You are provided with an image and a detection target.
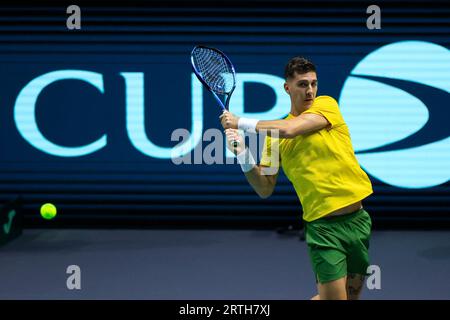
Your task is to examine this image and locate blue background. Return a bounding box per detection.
[0,0,449,227]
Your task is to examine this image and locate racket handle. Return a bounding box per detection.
[231,140,240,148]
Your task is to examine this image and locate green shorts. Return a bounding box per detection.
[305,208,372,284]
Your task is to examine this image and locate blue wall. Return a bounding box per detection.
[0,1,449,226]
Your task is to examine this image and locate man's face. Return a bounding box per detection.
[284,71,318,110]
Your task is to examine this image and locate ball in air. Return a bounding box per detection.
[40,203,57,220]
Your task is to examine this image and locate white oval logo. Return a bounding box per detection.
[339,41,450,189]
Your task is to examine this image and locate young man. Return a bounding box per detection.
[220,57,373,300]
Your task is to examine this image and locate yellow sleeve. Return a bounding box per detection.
[303,95,345,129]
[259,135,280,168]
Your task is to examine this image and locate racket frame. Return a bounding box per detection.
[190,45,237,111]
[190,45,240,148]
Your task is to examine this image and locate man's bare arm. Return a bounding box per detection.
[221,112,330,138]
[243,165,279,199]
[255,113,329,138]
[224,129,278,198]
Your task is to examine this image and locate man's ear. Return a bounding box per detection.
[284,82,290,94]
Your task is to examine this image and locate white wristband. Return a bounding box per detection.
[236,148,256,173]
[238,117,259,133]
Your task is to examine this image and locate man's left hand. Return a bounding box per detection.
[220,111,239,129]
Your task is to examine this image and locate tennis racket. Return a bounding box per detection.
[190,45,240,148]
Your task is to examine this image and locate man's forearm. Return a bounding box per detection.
[237,114,329,138]
[243,166,276,199]
[256,119,294,138]
[235,147,277,199]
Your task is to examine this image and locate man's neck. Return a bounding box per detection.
[290,104,308,117]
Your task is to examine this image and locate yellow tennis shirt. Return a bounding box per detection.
[260,95,373,222]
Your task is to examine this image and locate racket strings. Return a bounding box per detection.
[193,48,234,94]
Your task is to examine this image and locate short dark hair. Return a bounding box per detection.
[284,57,317,80]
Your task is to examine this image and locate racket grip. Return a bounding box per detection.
[231,140,240,148]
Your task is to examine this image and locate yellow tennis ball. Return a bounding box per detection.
[40,203,57,220]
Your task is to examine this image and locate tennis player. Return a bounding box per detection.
[220,57,373,300]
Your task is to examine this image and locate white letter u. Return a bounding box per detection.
[121,72,203,159]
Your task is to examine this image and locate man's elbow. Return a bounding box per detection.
[280,124,302,139]
[257,188,273,199]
